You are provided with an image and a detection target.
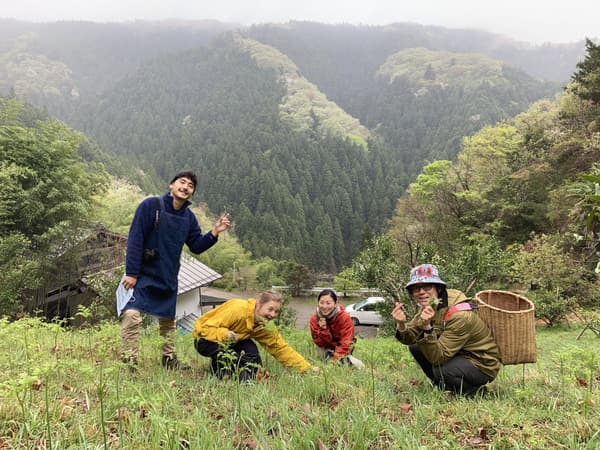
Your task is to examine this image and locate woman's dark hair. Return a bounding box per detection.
[317,289,338,303]
[170,171,198,193]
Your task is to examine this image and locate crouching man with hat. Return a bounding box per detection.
[391,264,501,397]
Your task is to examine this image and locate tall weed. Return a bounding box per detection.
[0,319,598,448]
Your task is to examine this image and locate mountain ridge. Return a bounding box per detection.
[0,19,573,270]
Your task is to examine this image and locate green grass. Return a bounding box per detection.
[1,317,598,449]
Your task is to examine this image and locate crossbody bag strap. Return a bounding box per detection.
[153,196,161,231]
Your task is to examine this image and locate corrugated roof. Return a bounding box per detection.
[177,312,199,333]
[178,253,222,294]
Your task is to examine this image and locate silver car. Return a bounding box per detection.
[346,297,386,326]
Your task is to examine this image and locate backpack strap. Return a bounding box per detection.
[153,197,161,231]
[443,302,478,329]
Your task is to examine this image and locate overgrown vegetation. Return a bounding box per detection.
[0,317,597,448]
[346,41,600,327]
[0,97,109,316]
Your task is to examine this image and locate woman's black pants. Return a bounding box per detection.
[409,344,493,397]
[194,338,262,382]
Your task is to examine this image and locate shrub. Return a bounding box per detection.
[528,290,578,326]
[510,234,582,326]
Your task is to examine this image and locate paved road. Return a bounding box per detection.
[288,297,380,338]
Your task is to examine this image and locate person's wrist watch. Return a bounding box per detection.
[423,325,434,334]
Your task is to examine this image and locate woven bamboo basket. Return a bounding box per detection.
[475,290,537,365]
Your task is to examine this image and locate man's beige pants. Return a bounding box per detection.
[120,309,176,360]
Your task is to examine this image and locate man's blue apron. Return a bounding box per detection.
[123,196,189,319]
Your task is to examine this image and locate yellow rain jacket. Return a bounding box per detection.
[192,298,311,372]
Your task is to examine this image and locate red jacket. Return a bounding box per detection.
[309,304,355,359]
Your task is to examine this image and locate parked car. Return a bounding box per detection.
[346,297,386,326]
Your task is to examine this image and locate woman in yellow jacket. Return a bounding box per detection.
[192,290,317,381]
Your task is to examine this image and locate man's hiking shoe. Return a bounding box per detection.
[161,355,191,370]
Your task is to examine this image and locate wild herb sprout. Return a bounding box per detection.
[428,298,440,308]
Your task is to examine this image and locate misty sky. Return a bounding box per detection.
[1,0,598,45]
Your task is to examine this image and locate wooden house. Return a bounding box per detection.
[28,225,222,324]
[28,225,127,323]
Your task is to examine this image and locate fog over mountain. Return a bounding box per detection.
[1,0,598,45]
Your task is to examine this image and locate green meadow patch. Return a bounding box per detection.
[0,317,598,449]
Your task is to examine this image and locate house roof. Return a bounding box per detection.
[178,253,222,294]
[176,312,199,333]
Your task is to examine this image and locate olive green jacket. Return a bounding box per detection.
[396,289,501,378]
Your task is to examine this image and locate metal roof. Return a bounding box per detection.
[177,253,222,294]
[176,312,199,333]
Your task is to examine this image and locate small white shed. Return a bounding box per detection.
[175,253,222,319]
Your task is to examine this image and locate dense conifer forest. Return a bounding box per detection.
[1,20,571,270]
[2,20,599,318]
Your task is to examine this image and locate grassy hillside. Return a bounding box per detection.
[234,36,370,147]
[377,48,508,88]
[1,316,598,448]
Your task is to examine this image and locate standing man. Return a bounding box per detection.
[120,171,230,370]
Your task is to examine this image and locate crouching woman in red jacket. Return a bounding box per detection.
[309,289,364,368]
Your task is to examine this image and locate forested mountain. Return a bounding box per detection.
[246,22,562,172]
[0,19,238,117]
[71,41,404,272]
[233,36,370,147]
[0,19,581,121]
[0,19,581,271]
[247,21,582,87]
[347,39,600,321]
[366,47,557,173]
